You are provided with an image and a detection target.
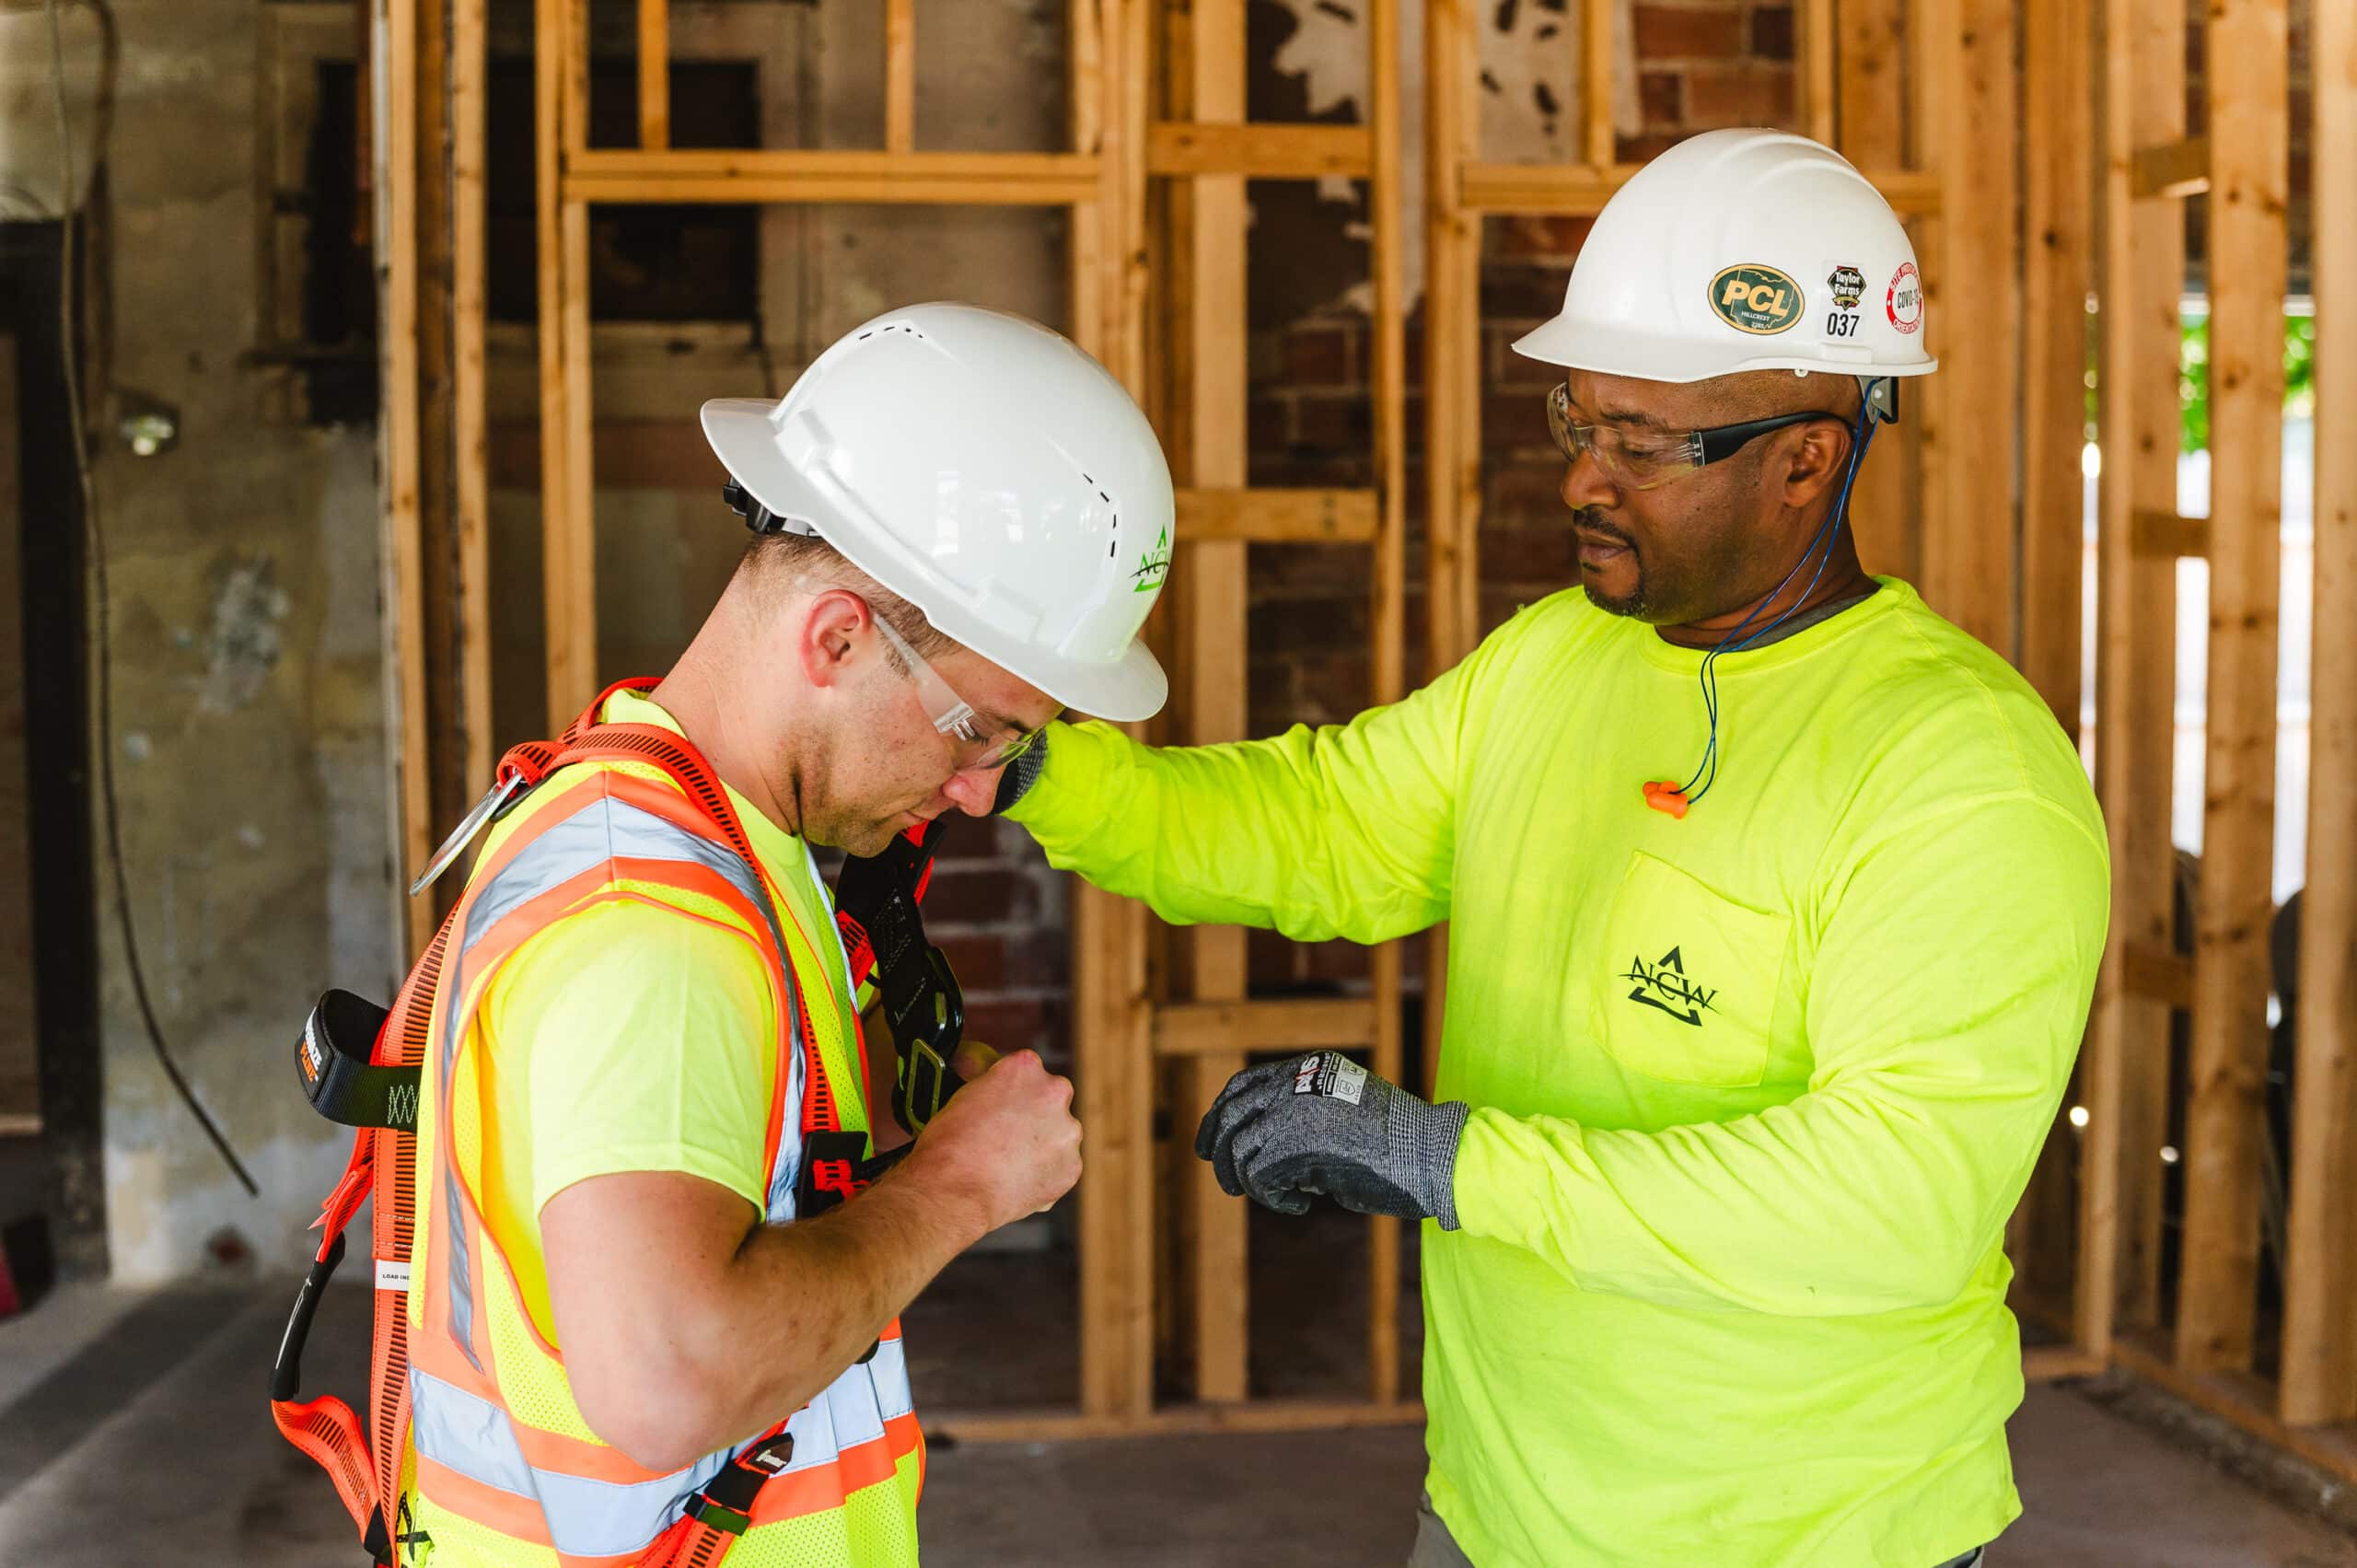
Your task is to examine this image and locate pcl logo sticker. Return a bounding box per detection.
[1708,264,1804,336]
[1886,261,1924,335]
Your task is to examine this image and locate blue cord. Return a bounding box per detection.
[1673,404,1878,808]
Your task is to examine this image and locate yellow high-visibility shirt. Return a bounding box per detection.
[472,689,863,1342]
[1010,578,2108,1567]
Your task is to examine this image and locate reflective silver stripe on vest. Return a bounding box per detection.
[441,1174,480,1373]
[759,1334,917,1483]
[435,788,804,1369]
[412,1368,729,1559]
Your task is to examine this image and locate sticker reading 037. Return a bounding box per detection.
[1707,263,1805,336]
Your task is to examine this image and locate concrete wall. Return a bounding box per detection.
[92,3,396,1283]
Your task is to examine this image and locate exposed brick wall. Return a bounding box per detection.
[819,816,1073,1072]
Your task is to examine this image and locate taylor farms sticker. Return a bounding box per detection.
[1886,261,1924,335]
[1707,264,1804,336]
[1823,262,1866,339]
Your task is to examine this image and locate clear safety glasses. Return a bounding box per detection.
[1546,383,1839,493]
[869,611,1044,773]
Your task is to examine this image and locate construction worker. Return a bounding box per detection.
[388,304,1174,1566]
[993,130,2107,1566]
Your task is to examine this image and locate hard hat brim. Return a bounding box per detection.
[1511,313,1938,383]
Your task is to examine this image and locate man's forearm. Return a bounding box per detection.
[668,1167,982,1462]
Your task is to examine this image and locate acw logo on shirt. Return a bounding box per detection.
[1621,946,1718,1028]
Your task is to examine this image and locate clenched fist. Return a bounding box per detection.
[899,1048,1081,1239]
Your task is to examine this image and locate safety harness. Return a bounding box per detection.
[272,679,962,1566]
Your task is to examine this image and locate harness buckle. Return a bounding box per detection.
[683,1429,795,1537]
[737,1434,795,1475]
[682,1494,754,1536]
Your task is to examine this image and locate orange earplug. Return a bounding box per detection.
[1643,781,1690,819]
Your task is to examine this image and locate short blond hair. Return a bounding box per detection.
[737,531,958,663]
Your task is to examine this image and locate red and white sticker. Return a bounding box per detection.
[1886,262,1924,335]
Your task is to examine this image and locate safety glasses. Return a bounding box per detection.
[1546,383,1840,493]
[869,611,1044,772]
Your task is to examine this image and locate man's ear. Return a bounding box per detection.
[1778,418,1855,512]
[797,587,872,691]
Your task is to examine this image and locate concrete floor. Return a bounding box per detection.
[4,1276,2354,1568]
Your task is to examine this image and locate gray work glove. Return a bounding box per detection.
[1193,1052,1470,1229]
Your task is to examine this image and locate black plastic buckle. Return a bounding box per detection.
[684,1430,795,1536]
[683,1493,754,1536]
[723,479,809,538]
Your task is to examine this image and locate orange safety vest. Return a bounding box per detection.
[273,680,923,1567]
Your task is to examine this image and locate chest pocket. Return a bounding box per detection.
[1592,850,1790,1088]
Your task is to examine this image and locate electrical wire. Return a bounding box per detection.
[46,0,257,1194]
[1674,406,1878,809]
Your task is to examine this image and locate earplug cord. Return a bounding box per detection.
[1672,404,1877,809]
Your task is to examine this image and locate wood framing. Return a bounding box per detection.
[492,0,2349,1464]
[379,0,429,957]
[1919,0,2017,655]
[2020,0,2092,733]
[382,0,493,954]
[1422,0,2151,1387]
[527,0,1409,1436]
[1835,0,1912,582]
[635,0,667,150]
[454,0,490,798]
[1146,0,1412,1416]
[1419,0,1480,1101]
[2173,0,2289,1377]
[2282,0,2357,1430]
[1167,0,1253,1405]
[2085,0,2189,1354]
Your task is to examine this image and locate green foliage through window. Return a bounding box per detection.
[2177,309,2316,454]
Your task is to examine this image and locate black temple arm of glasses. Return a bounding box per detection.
[1694,410,1844,467]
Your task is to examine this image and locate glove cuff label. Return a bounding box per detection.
[1291,1051,1367,1106]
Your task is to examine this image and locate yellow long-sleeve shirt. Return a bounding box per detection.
[1010,578,2108,1567]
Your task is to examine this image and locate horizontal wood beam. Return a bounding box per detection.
[490,419,722,492]
[2131,507,2211,558]
[2022,1344,2108,1381]
[2123,939,2195,1010]
[1460,162,1941,215]
[1148,122,1374,179]
[2112,1329,2357,1489]
[565,148,1102,207]
[927,1399,1426,1444]
[1152,997,1380,1057]
[1176,487,1378,542]
[2131,134,2212,199]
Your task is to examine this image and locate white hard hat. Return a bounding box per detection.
[702,304,1172,721]
[1513,128,1937,392]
